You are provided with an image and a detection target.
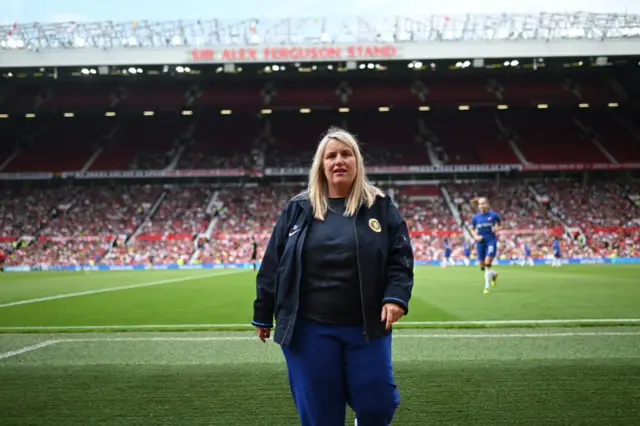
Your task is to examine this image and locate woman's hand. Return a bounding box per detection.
[381,303,405,330]
[256,326,271,343]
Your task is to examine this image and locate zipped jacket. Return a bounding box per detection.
[252,192,414,346]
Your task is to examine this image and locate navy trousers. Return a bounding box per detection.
[281,318,399,426]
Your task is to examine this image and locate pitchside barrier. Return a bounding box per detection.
[3,257,640,272]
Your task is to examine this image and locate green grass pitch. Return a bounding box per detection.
[0,265,639,425]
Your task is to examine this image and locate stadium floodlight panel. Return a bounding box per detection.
[220,109,232,115]
[608,102,619,107]
[579,103,589,108]
[260,109,272,114]
[497,105,508,110]
[2,12,640,51]
[378,107,390,112]
[418,106,430,111]
[299,108,311,113]
[458,105,470,111]
[105,111,116,117]
[63,112,74,117]
[143,111,155,116]
[339,107,350,113]
[181,110,193,116]
[0,113,8,118]
[25,113,36,118]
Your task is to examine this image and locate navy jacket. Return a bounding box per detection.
[252,192,414,346]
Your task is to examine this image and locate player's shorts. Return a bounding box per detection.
[463,250,471,257]
[554,251,561,258]
[477,239,498,260]
[524,251,531,258]
[444,249,452,258]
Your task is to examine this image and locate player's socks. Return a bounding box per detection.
[491,270,498,287]
[484,268,492,290]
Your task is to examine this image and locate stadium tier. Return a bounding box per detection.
[2,109,640,172]
[2,67,640,173]
[1,60,639,269]
[0,180,638,267]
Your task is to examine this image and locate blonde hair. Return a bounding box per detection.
[306,126,384,220]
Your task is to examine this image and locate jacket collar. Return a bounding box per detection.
[291,191,312,213]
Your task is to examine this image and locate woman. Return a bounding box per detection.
[469,197,502,294]
[252,127,414,426]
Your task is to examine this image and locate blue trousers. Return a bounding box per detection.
[281,318,399,426]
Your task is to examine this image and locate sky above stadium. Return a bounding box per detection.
[2,0,640,25]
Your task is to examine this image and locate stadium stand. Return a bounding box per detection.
[2,178,637,266]
[447,181,561,231]
[542,181,640,229]
[1,61,639,267]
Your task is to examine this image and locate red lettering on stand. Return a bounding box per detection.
[192,44,398,62]
[347,45,397,58]
[265,46,343,60]
[220,48,258,60]
[192,48,215,61]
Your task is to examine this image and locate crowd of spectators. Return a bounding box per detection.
[447,181,560,230]
[40,186,162,238]
[102,239,194,265]
[137,187,214,236]
[6,239,110,266]
[0,180,638,266]
[541,181,639,229]
[0,187,77,237]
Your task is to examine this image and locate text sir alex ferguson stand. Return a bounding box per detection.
[252,127,414,426]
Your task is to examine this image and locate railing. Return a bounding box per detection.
[2,12,640,51]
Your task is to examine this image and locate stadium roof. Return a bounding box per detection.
[1,12,640,68]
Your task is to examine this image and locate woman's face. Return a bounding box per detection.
[478,198,490,213]
[323,139,357,195]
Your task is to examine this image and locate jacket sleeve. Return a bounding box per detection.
[383,198,414,315]
[252,203,290,328]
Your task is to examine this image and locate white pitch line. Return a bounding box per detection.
[0,340,60,360]
[396,331,640,338]
[399,319,640,325]
[0,270,246,309]
[33,331,640,344]
[58,336,256,343]
[2,331,639,361]
[2,318,640,331]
